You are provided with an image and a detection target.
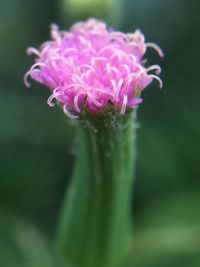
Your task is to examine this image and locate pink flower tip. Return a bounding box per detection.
[24,18,163,119]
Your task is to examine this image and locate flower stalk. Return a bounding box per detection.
[60,0,122,26]
[57,110,137,267]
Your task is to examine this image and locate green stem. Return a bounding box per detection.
[60,0,122,26]
[57,111,137,267]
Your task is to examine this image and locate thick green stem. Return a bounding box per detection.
[60,0,122,26]
[57,111,137,267]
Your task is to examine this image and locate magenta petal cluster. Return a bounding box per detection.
[24,18,163,119]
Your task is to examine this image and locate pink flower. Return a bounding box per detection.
[24,18,163,119]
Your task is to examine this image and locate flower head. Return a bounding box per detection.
[24,18,163,119]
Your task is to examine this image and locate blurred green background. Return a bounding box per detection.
[0,0,200,266]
